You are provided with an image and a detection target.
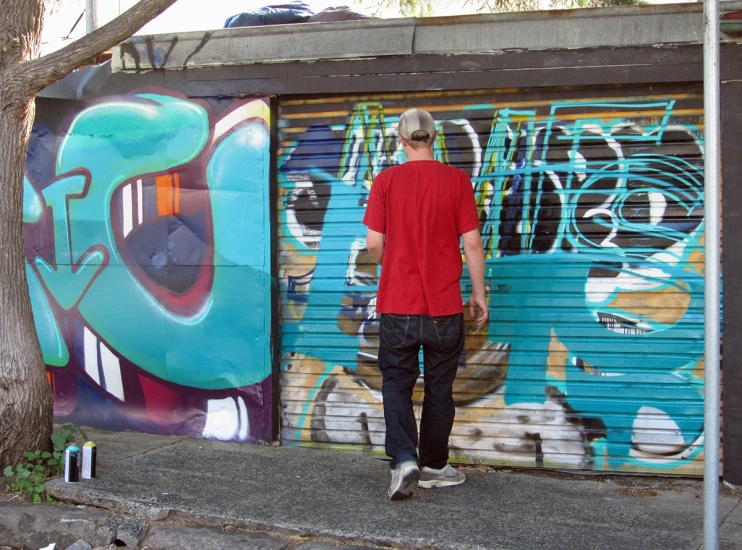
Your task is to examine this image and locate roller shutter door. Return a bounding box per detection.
[277,87,707,474]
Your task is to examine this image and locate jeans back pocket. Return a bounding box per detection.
[380,314,410,349]
[431,313,463,354]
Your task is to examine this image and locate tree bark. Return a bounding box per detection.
[0,0,54,469]
[0,0,177,468]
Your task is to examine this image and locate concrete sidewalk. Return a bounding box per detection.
[37,428,742,550]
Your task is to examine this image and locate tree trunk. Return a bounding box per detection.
[0,95,54,465]
[0,0,178,468]
[0,0,54,466]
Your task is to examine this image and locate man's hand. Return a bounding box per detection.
[469,291,488,326]
[462,229,487,325]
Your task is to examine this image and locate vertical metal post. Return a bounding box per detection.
[85,0,97,34]
[704,0,721,548]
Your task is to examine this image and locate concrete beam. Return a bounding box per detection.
[112,17,415,72]
[413,8,704,53]
[112,2,742,73]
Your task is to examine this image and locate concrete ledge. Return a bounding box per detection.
[0,501,377,550]
[112,2,742,72]
[0,503,111,549]
[112,18,415,72]
[413,8,703,54]
[143,525,291,550]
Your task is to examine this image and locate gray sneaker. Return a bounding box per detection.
[388,461,420,500]
[418,464,466,489]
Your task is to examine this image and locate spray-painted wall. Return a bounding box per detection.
[24,92,274,443]
[278,89,707,473]
[24,80,711,473]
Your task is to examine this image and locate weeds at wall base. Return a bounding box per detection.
[2,424,86,503]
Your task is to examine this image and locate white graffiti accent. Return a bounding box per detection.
[450,398,595,468]
[631,405,686,454]
[203,396,251,441]
[238,396,250,441]
[122,184,133,238]
[83,326,100,385]
[99,341,124,401]
[203,397,239,440]
[83,326,124,401]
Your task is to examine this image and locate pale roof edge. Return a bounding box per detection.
[111,2,742,73]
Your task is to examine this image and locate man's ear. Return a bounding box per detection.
[399,135,409,147]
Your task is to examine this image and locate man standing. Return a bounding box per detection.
[363,108,488,500]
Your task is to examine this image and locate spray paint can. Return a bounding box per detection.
[64,445,80,482]
[81,441,97,479]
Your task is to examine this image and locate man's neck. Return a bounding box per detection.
[404,146,435,162]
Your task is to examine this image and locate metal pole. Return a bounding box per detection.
[703,0,721,548]
[85,0,97,34]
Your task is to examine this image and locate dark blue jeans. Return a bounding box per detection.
[378,313,465,470]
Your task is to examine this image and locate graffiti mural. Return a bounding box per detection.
[25,93,273,442]
[278,93,707,473]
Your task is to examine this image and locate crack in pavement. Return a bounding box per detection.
[719,497,742,527]
[690,497,741,549]
[101,437,189,462]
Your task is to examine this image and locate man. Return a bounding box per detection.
[363,108,488,501]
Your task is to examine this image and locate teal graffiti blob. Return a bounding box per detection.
[35,174,107,310]
[23,176,42,224]
[487,254,704,467]
[27,261,69,367]
[24,177,69,366]
[35,94,270,389]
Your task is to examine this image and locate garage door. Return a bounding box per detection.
[277,87,707,474]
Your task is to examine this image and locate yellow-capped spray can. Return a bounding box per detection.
[81,441,96,479]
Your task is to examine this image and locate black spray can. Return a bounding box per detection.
[81,441,96,479]
[64,445,80,482]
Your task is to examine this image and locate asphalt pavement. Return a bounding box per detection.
[6,428,741,549]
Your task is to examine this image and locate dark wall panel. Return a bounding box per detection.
[722,80,742,485]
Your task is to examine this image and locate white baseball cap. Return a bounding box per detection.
[398,108,436,141]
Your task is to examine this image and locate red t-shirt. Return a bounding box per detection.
[362,160,480,316]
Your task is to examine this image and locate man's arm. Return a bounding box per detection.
[462,229,488,325]
[366,229,385,265]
